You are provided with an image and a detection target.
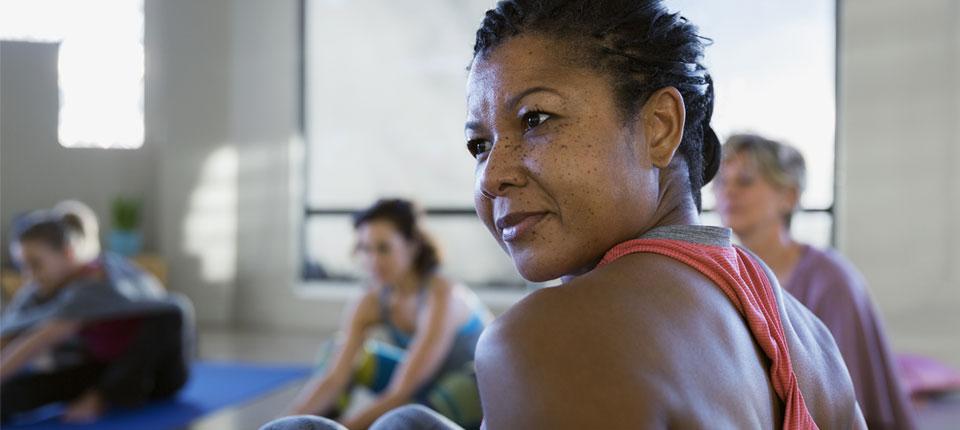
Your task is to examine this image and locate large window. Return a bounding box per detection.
[674,0,837,248]
[302,0,836,286]
[0,0,144,149]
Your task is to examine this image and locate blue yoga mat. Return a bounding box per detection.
[5,361,312,430]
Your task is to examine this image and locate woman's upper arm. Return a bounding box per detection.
[28,319,81,344]
[1,318,80,378]
[325,290,380,377]
[385,279,460,397]
[343,288,380,334]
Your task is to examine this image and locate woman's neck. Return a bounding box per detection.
[646,168,701,231]
[738,221,802,283]
[392,270,422,295]
[563,167,700,284]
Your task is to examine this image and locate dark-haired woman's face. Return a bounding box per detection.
[466,35,664,282]
[355,220,418,286]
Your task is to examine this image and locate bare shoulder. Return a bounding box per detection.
[424,274,455,296]
[346,285,383,328]
[356,285,382,309]
[477,253,778,428]
[481,252,735,366]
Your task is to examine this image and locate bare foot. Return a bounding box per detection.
[63,390,106,423]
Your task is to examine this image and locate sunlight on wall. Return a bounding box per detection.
[183,146,238,283]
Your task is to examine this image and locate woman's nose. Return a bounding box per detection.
[477,137,527,198]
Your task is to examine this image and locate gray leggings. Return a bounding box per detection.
[260,405,464,430]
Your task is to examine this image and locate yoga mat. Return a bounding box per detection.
[5,361,312,430]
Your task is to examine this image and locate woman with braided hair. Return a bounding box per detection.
[263,0,867,428]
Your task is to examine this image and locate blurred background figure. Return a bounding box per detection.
[285,199,491,430]
[714,133,960,429]
[0,202,194,424]
[52,200,167,300]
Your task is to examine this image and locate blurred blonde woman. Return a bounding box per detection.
[714,134,916,430]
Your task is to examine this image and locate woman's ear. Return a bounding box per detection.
[780,185,800,215]
[638,87,686,169]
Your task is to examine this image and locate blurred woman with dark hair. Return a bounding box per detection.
[285,198,491,430]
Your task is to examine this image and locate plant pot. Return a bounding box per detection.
[109,230,142,257]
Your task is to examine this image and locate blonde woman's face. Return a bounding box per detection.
[713,153,796,235]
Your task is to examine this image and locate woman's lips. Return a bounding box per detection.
[497,212,548,242]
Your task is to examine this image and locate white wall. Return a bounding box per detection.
[148,0,239,325]
[227,0,348,331]
[837,0,960,365]
[147,0,359,329]
[0,41,160,262]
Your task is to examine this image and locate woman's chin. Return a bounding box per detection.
[512,253,567,283]
[507,237,596,283]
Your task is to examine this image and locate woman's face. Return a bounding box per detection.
[355,220,417,285]
[20,240,75,290]
[466,34,667,282]
[713,153,794,235]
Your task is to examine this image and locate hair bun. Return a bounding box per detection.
[700,72,719,185]
[702,125,721,184]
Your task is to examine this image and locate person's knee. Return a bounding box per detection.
[259,415,348,430]
[371,404,464,430]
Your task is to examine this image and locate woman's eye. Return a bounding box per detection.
[522,111,551,132]
[467,139,492,159]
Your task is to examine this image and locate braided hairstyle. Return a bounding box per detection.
[472,0,721,211]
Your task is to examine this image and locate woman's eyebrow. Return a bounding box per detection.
[506,86,563,110]
[464,86,564,132]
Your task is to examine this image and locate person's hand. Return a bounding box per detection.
[339,417,359,430]
[63,390,105,423]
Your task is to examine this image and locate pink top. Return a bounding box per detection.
[597,237,817,430]
[785,245,916,429]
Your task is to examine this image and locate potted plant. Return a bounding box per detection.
[109,197,142,257]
